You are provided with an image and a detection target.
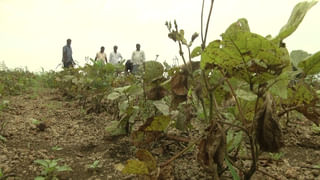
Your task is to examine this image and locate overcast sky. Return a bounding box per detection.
[0,0,319,72]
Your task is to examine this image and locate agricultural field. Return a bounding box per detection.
[1,1,320,180]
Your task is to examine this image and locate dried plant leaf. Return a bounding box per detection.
[158,165,174,180]
[136,149,157,172]
[171,73,188,96]
[198,124,226,179]
[255,93,283,152]
[146,85,167,100]
[296,105,320,125]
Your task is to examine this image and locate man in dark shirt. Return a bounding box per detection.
[62,39,74,68]
[125,60,133,74]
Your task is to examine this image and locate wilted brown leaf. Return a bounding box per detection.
[255,92,283,152]
[146,86,167,100]
[158,165,174,180]
[171,95,187,109]
[136,149,157,172]
[197,124,226,179]
[131,130,162,148]
[296,99,320,125]
[171,73,188,96]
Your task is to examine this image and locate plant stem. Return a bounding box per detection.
[142,63,147,103]
[160,140,198,167]
[201,0,205,43]
[202,0,215,49]
[202,71,214,121]
[278,105,303,117]
[217,120,249,136]
[221,70,247,126]
[245,135,258,180]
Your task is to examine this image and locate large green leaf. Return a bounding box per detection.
[235,89,257,101]
[119,100,129,117]
[107,92,121,100]
[224,18,250,35]
[34,159,49,168]
[290,50,312,69]
[153,100,170,116]
[268,70,299,99]
[56,165,72,172]
[286,82,315,105]
[126,84,143,96]
[226,130,243,153]
[105,121,127,136]
[201,22,289,84]
[298,51,320,75]
[114,85,131,93]
[191,46,202,58]
[273,0,318,42]
[144,61,164,83]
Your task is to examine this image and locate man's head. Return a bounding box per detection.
[136,44,140,51]
[67,39,71,46]
[113,45,118,53]
[100,46,105,52]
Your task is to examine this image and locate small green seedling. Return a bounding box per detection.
[34,159,72,180]
[0,135,6,142]
[0,100,9,111]
[51,146,63,151]
[0,168,3,178]
[312,124,320,134]
[269,152,284,161]
[87,160,100,170]
[313,164,320,169]
[31,118,41,125]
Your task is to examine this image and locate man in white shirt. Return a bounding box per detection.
[95,46,107,64]
[109,45,123,65]
[131,43,145,73]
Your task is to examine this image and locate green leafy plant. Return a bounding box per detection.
[20,1,318,179]
[0,67,36,96]
[34,159,72,180]
[164,0,319,179]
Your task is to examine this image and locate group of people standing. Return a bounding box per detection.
[62,39,146,73]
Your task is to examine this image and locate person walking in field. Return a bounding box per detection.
[62,39,75,68]
[95,46,108,64]
[109,45,123,65]
[131,43,145,73]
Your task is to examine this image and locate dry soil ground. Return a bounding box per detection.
[0,88,320,180]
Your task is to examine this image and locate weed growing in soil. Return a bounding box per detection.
[51,146,63,151]
[87,160,100,170]
[34,159,72,180]
[269,152,284,161]
[0,168,3,178]
[312,124,320,134]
